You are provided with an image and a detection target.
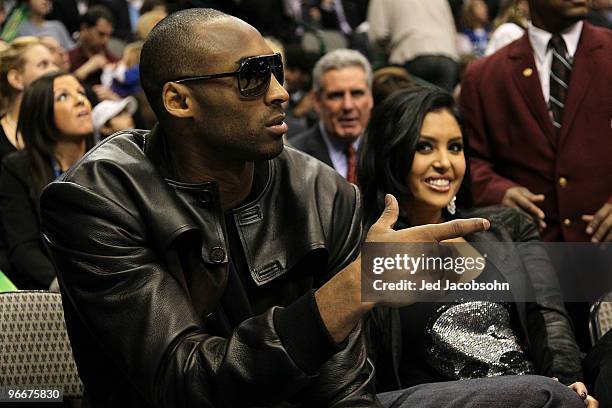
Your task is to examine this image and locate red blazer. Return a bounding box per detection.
[460,22,612,242]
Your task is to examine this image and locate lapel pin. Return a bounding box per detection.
[523,68,533,77]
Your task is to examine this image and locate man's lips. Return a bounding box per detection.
[265,114,288,135]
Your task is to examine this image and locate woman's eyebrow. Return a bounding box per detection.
[419,135,463,141]
[418,135,438,141]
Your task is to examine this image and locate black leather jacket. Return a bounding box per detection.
[40,128,380,407]
[365,206,583,391]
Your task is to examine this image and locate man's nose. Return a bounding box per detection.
[266,73,289,105]
[342,93,355,110]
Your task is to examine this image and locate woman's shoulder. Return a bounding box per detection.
[1,149,29,176]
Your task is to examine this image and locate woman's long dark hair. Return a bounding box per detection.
[358,86,473,229]
[17,71,75,209]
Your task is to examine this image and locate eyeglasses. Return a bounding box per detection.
[172,53,284,97]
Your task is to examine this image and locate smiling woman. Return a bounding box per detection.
[358,86,596,404]
[0,72,92,289]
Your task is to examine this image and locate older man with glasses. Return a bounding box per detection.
[32,8,545,408]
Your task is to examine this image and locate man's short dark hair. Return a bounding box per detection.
[81,5,115,28]
[140,8,229,120]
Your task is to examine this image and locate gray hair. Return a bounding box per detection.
[312,48,373,93]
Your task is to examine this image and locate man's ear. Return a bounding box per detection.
[162,82,195,119]
[7,69,24,92]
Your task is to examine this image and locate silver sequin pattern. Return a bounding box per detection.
[426,301,534,380]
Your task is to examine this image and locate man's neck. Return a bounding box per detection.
[319,123,360,148]
[79,42,99,58]
[171,145,255,211]
[531,14,581,34]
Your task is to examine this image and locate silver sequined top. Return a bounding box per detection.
[426,301,534,379]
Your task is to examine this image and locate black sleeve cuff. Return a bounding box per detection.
[273,290,342,375]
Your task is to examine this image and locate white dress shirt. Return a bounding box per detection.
[319,123,361,179]
[527,21,583,104]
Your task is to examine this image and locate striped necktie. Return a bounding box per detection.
[548,34,572,132]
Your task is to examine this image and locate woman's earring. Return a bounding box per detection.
[447,196,457,215]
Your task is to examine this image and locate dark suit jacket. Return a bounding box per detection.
[290,124,334,169]
[460,22,612,242]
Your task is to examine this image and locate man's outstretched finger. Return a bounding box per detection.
[417,218,490,242]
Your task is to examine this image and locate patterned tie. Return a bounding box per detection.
[548,34,572,132]
[345,143,357,184]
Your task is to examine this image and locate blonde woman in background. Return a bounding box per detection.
[485,0,530,55]
[0,36,57,161]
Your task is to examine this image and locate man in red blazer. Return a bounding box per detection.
[460,0,612,244]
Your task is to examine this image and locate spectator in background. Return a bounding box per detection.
[40,35,70,70]
[92,95,136,141]
[460,0,612,351]
[89,0,132,40]
[0,1,29,42]
[135,8,167,40]
[0,0,7,27]
[139,0,167,15]
[0,71,92,289]
[459,0,491,57]
[13,0,75,50]
[485,0,529,56]
[371,66,416,106]
[102,41,142,97]
[291,48,373,183]
[461,0,612,243]
[283,44,318,140]
[46,0,80,37]
[70,6,117,88]
[0,36,57,280]
[588,0,612,29]
[306,0,369,53]
[134,9,167,129]
[368,0,459,92]
[0,37,58,160]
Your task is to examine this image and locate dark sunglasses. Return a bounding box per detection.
[172,53,284,97]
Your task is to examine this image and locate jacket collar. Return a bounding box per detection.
[507,21,602,149]
[142,126,331,286]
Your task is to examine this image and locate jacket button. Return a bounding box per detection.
[558,177,568,188]
[198,190,213,206]
[209,247,226,263]
[563,218,572,227]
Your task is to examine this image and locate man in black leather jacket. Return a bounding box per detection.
[39,8,491,407]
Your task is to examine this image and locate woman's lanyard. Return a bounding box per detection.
[50,159,62,179]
